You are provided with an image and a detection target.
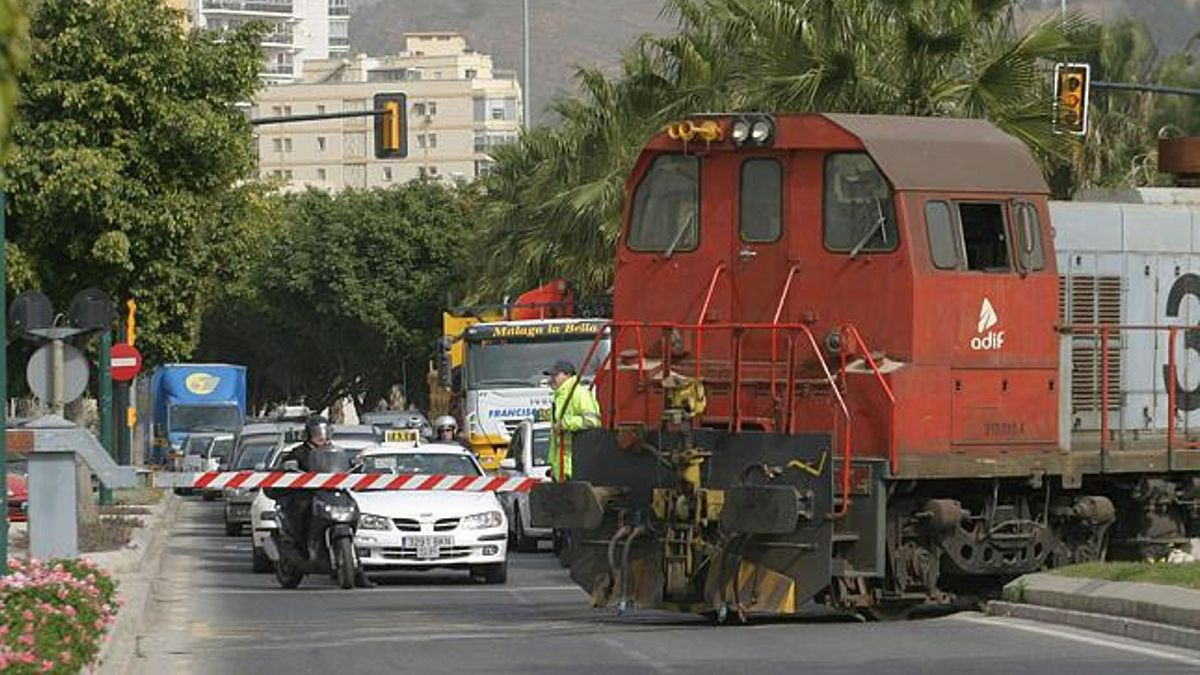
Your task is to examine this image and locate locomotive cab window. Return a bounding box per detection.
[925,201,958,270]
[824,153,898,255]
[959,202,1009,271]
[740,158,782,242]
[1013,201,1045,271]
[628,154,700,254]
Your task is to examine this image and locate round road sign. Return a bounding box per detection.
[110,342,143,382]
[26,343,89,405]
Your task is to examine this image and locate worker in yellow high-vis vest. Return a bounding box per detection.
[545,359,601,482]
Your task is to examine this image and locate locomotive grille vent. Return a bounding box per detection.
[1060,274,1122,412]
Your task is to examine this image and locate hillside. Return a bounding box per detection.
[349,0,1200,123]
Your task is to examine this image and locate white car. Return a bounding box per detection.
[351,443,509,583]
[249,435,383,573]
[498,420,553,552]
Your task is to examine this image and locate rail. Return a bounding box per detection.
[575,320,856,515]
[839,324,897,474]
[693,264,727,378]
[1063,323,1200,453]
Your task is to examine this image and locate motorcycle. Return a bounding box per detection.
[266,455,363,589]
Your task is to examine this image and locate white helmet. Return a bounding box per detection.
[434,415,458,433]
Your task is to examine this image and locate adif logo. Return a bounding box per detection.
[970,298,1005,351]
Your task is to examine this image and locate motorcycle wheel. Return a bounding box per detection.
[274,550,304,589]
[335,537,356,590]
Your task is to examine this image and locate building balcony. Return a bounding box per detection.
[329,36,350,47]
[203,0,294,15]
[329,6,349,16]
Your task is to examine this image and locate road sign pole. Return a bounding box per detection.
[1,191,9,573]
[99,331,114,506]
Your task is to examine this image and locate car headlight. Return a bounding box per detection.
[359,513,391,531]
[259,511,276,521]
[462,511,504,530]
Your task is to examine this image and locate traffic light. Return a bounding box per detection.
[1054,63,1091,136]
[374,92,407,159]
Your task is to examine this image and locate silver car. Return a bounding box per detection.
[498,420,553,552]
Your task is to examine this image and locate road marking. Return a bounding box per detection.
[955,614,1200,666]
[201,584,587,596]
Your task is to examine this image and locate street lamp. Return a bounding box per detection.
[523,0,530,129]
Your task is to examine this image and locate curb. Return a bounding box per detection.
[987,601,1200,651]
[1002,572,1200,631]
[94,492,182,675]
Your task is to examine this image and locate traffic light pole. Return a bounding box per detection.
[98,331,114,506]
[1092,81,1200,99]
[250,109,392,126]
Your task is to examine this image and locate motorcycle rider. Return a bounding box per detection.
[276,415,372,587]
[434,415,471,450]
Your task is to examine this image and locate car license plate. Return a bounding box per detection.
[403,535,453,559]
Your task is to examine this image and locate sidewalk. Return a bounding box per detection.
[989,572,1200,651]
[92,491,182,675]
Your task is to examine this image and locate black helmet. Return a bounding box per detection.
[304,415,333,445]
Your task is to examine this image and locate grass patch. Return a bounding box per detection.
[98,505,151,516]
[1052,561,1200,590]
[113,486,163,506]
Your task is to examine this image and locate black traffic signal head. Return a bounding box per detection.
[1054,63,1091,136]
[374,92,407,159]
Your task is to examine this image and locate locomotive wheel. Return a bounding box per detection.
[862,603,918,622]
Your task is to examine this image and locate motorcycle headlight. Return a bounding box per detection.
[359,513,391,531]
[317,501,358,522]
[229,488,250,497]
[462,511,504,530]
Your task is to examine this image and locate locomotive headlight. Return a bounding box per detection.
[750,119,773,144]
[731,119,751,144]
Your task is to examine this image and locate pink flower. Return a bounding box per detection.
[63,605,76,618]
[63,635,72,645]
[94,619,104,630]
[18,634,34,646]
[22,609,34,621]
[60,651,73,663]
[40,659,55,672]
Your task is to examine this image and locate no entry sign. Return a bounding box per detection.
[110,342,142,382]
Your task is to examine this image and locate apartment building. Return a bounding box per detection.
[253,33,523,189]
[190,0,349,81]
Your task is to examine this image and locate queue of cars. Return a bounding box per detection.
[175,408,529,585]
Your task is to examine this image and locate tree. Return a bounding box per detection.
[470,0,1099,298]
[2,0,265,365]
[198,181,478,413]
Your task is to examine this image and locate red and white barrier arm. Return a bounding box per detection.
[154,471,540,493]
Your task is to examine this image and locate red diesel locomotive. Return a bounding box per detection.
[530,113,1200,620]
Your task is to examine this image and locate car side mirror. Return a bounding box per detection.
[281,460,300,472]
[499,458,517,471]
[254,462,266,471]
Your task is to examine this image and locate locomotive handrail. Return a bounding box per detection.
[574,319,856,516]
[839,324,897,474]
[1063,323,1200,454]
[769,265,802,401]
[694,263,728,378]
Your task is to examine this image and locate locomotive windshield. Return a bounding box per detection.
[628,154,699,253]
[824,153,898,254]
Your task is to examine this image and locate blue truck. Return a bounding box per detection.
[145,364,248,464]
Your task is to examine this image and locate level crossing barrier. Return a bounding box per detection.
[154,470,539,493]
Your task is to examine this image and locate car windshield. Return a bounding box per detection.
[358,453,481,476]
[210,438,234,463]
[234,441,276,470]
[466,339,608,389]
[531,427,552,467]
[8,460,27,476]
[183,436,213,456]
[169,405,241,433]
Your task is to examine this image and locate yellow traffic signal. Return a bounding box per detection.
[1054,63,1091,136]
[374,93,407,159]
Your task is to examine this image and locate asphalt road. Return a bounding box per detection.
[131,498,1200,675]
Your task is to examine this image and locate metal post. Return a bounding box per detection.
[99,331,114,506]
[523,0,531,129]
[0,191,8,573]
[50,338,64,414]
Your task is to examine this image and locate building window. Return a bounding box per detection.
[383,166,393,182]
[491,107,504,120]
[283,105,292,116]
[473,97,485,121]
[417,134,426,149]
[272,138,283,152]
[284,170,293,179]
[427,101,437,115]
[823,152,897,254]
[413,102,426,116]
[272,105,282,116]
[474,132,486,154]
[283,138,293,152]
[317,168,327,181]
[317,104,326,115]
[429,166,438,175]
[474,160,495,177]
[317,136,326,151]
[465,68,477,79]
[428,133,438,148]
